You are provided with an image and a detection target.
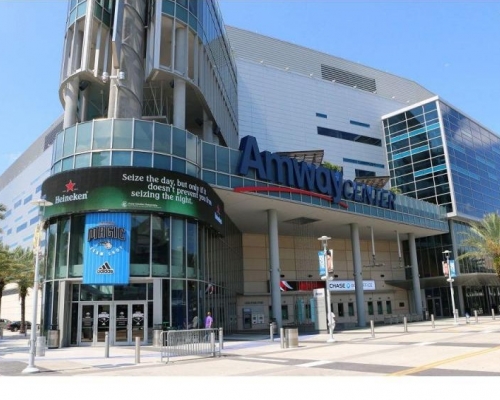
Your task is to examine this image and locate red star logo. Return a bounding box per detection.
[65,180,76,192]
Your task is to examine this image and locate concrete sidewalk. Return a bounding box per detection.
[1,315,500,377]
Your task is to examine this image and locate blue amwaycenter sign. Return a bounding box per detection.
[237,136,395,209]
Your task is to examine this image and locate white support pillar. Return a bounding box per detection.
[408,233,423,316]
[268,209,282,329]
[350,223,366,327]
[63,78,79,128]
[203,110,214,143]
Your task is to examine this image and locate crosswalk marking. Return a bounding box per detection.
[298,360,332,368]
[240,356,287,363]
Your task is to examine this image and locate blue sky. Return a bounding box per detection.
[0,0,499,176]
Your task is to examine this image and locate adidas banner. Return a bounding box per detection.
[83,212,131,285]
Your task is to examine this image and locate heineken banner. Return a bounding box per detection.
[41,167,225,234]
[83,212,131,285]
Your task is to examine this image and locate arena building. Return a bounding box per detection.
[1,0,498,347]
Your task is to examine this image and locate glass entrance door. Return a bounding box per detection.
[79,302,146,345]
[81,304,95,343]
[114,302,146,345]
[97,304,111,343]
[79,303,111,345]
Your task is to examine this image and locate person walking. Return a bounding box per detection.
[204,311,213,328]
[203,312,213,341]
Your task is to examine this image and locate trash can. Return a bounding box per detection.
[36,336,46,356]
[285,327,299,348]
[47,329,60,349]
[153,329,163,347]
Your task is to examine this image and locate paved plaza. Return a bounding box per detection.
[1,316,499,397]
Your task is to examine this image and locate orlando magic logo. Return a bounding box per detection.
[88,222,126,257]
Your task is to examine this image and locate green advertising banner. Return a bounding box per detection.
[41,167,225,234]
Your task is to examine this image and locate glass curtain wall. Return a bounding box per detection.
[43,211,243,337]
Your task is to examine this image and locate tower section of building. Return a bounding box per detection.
[41,0,242,347]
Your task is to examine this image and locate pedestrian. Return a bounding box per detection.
[205,311,213,328]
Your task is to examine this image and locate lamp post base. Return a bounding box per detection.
[327,337,336,343]
[22,365,40,374]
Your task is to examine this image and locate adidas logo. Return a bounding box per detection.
[96,262,114,274]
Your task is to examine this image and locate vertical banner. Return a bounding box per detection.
[442,261,449,277]
[449,260,456,278]
[327,249,334,273]
[318,251,326,277]
[83,213,131,285]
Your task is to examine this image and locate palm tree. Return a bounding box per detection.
[9,246,36,334]
[457,212,500,277]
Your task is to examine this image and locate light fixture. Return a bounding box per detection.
[102,71,125,83]
[443,250,458,325]
[364,226,384,267]
[23,198,53,374]
[318,235,335,343]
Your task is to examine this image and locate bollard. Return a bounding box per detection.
[492,309,496,320]
[474,310,478,323]
[403,316,408,333]
[270,323,274,342]
[135,337,140,364]
[465,313,470,324]
[210,331,216,357]
[370,320,375,338]
[219,327,224,350]
[104,332,109,358]
[431,314,435,329]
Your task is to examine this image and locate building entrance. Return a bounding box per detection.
[426,297,443,318]
[78,302,147,346]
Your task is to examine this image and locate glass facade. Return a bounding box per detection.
[440,102,500,220]
[384,101,450,211]
[43,212,243,341]
[384,99,500,318]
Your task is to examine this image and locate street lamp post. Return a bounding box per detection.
[22,199,52,374]
[443,250,458,326]
[318,236,335,343]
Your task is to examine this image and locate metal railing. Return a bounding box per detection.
[159,328,222,364]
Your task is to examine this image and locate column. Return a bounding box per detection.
[267,209,282,329]
[203,110,214,143]
[350,223,366,327]
[408,233,423,316]
[63,78,79,128]
[173,26,187,129]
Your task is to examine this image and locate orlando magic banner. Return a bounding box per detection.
[83,213,131,285]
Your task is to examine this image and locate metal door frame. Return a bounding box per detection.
[114,301,147,346]
[77,301,147,346]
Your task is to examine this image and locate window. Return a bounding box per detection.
[367,301,374,315]
[348,302,355,316]
[386,301,392,314]
[281,305,289,320]
[377,301,383,315]
[337,303,344,317]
